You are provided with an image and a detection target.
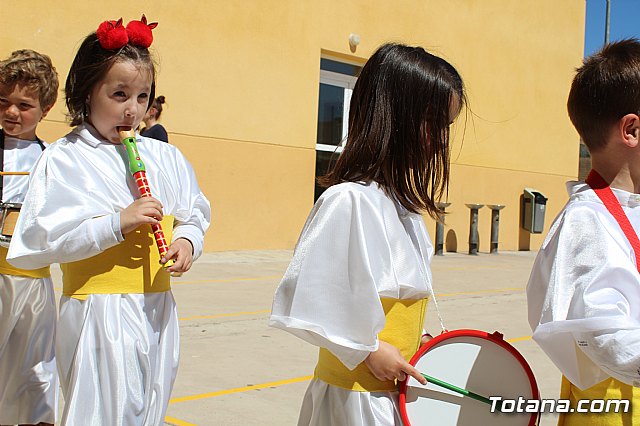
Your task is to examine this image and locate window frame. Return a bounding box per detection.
[316,69,357,154]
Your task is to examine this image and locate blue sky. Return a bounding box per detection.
[585,0,640,56]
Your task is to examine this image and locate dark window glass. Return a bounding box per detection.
[317,83,344,146]
[320,58,361,76]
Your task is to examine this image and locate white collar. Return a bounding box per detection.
[3,134,38,145]
[72,123,117,148]
[569,180,640,208]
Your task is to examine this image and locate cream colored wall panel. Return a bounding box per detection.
[170,134,315,251]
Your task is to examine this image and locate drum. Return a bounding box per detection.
[0,202,21,247]
[399,329,539,426]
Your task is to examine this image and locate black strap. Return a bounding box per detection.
[0,130,45,202]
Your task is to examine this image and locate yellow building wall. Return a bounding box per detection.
[0,1,584,252]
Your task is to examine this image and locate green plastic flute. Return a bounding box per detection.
[119,127,175,268]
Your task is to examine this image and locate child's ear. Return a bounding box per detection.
[620,113,640,148]
[39,105,53,121]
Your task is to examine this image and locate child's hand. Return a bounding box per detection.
[421,332,434,345]
[162,238,193,274]
[364,340,427,385]
[120,197,164,235]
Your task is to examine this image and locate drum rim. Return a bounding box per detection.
[398,329,539,426]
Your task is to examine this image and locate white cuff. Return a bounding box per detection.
[95,213,124,250]
[172,224,204,261]
[113,212,125,242]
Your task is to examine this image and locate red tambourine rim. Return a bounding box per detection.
[398,329,539,426]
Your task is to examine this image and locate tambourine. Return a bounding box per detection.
[399,329,539,426]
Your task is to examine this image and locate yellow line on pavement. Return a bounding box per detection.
[177,287,524,322]
[434,265,508,271]
[507,335,532,343]
[164,416,197,426]
[437,287,523,297]
[169,375,314,404]
[169,335,533,404]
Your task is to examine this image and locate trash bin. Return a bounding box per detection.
[522,188,547,234]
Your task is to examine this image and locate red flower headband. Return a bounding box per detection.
[96,15,158,50]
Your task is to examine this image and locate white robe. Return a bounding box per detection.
[269,181,433,426]
[527,181,640,390]
[1,134,47,203]
[7,123,211,425]
[0,134,57,425]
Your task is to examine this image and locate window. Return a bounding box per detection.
[315,58,361,200]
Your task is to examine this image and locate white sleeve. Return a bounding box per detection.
[7,157,123,269]
[8,139,211,269]
[572,267,640,386]
[168,148,210,261]
[528,204,640,389]
[269,188,391,370]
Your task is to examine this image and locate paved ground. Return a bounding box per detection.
[51,249,562,425]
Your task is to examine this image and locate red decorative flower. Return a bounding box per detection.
[96,18,128,50]
[125,15,158,49]
[95,15,158,50]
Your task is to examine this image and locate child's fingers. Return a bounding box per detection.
[139,213,162,222]
[138,204,163,219]
[134,199,164,218]
[420,333,434,345]
[136,196,163,210]
[403,363,427,385]
[161,254,182,275]
[162,245,179,263]
[167,255,192,273]
[162,240,193,273]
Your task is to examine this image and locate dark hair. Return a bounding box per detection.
[318,43,465,218]
[150,95,165,119]
[0,49,59,110]
[568,38,640,152]
[65,33,156,126]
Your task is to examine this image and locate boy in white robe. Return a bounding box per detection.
[0,49,59,426]
[527,39,640,425]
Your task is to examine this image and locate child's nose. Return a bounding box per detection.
[5,104,19,117]
[123,100,137,118]
[124,106,135,118]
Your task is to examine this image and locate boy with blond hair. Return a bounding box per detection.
[0,49,59,426]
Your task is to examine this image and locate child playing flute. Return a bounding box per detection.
[7,16,211,425]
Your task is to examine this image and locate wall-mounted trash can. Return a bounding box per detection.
[522,188,547,233]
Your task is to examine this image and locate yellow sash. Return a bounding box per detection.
[558,375,639,425]
[0,246,50,278]
[314,297,428,392]
[61,216,174,300]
